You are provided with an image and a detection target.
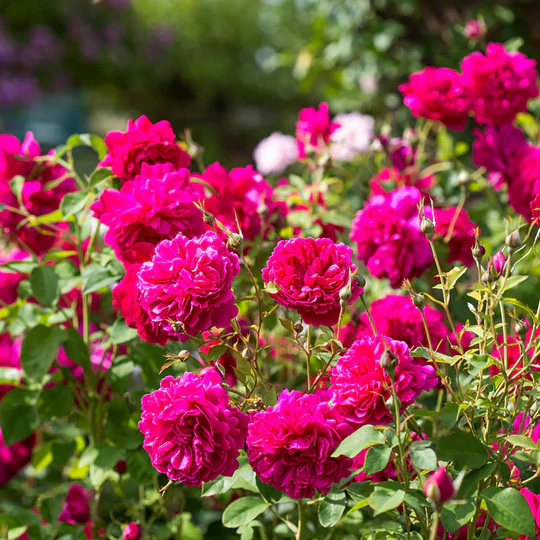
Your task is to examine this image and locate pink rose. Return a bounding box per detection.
[462,43,539,125]
[262,237,363,327]
[400,67,472,130]
[139,370,248,485]
[58,484,90,525]
[424,466,455,505]
[100,115,191,183]
[247,390,352,499]
[296,102,340,159]
[507,145,540,221]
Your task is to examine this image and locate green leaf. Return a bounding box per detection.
[62,328,91,372]
[368,486,405,516]
[20,325,65,381]
[332,425,385,458]
[37,385,74,419]
[459,463,497,498]
[202,475,237,497]
[27,209,66,227]
[82,265,120,294]
[440,500,476,534]
[60,192,89,218]
[364,446,392,476]
[410,441,437,471]
[30,266,59,307]
[506,435,538,451]
[437,432,488,470]
[9,175,24,201]
[446,266,467,290]
[439,402,460,429]
[480,487,536,539]
[222,497,269,529]
[0,388,39,446]
[88,168,113,187]
[318,491,347,528]
[500,275,528,294]
[110,319,138,345]
[256,476,282,503]
[467,354,494,377]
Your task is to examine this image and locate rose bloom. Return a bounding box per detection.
[91,163,205,265]
[253,132,298,175]
[0,131,75,255]
[0,384,36,486]
[139,370,248,485]
[461,43,539,125]
[507,145,540,221]
[198,163,284,243]
[425,206,478,267]
[246,390,352,499]
[0,247,28,305]
[399,67,472,130]
[378,136,416,172]
[296,102,340,159]
[112,246,170,346]
[137,231,240,341]
[330,112,374,161]
[472,124,527,191]
[59,484,90,524]
[0,332,21,371]
[100,115,191,183]
[262,237,363,327]
[331,335,438,430]
[350,187,433,288]
[340,294,448,352]
[514,489,540,540]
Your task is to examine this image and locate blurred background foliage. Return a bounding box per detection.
[0,0,539,165]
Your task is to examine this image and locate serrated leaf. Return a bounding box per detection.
[369,487,405,516]
[410,441,437,471]
[61,192,89,218]
[318,491,347,527]
[20,325,65,381]
[30,266,59,307]
[0,388,38,446]
[364,445,392,476]
[222,497,269,529]
[480,487,536,539]
[110,319,138,345]
[437,432,488,470]
[439,402,460,429]
[333,425,386,458]
[37,385,74,419]
[440,500,476,534]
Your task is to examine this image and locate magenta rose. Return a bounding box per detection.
[137,231,240,341]
[58,483,90,524]
[296,102,340,159]
[331,335,438,431]
[112,261,170,346]
[462,42,539,125]
[0,248,29,306]
[139,370,248,485]
[426,206,478,266]
[350,187,433,288]
[532,192,540,223]
[123,523,142,540]
[100,115,191,183]
[515,489,540,540]
[340,294,448,352]
[91,162,205,265]
[507,144,540,221]
[198,163,284,244]
[262,237,363,327]
[399,67,472,130]
[0,131,75,255]
[247,390,352,499]
[369,166,434,196]
[424,466,455,505]
[472,124,527,190]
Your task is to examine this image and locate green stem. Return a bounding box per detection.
[296,500,305,540]
[306,325,313,390]
[429,510,440,540]
[360,295,376,335]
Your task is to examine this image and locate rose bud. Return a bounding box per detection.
[424,466,455,506]
[123,523,142,540]
[489,251,507,278]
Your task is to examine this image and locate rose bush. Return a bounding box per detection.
[1,38,540,540]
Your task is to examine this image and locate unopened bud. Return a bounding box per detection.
[421,216,435,236]
[381,350,399,380]
[472,242,485,262]
[384,394,400,411]
[293,322,304,334]
[505,231,521,251]
[203,210,215,226]
[227,232,244,252]
[411,293,425,309]
[489,251,507,278]
[355,274,366,289]
[424,466,455,507]
[481,270,494,285]
[339,284,352,307]
[514,320,529,338]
